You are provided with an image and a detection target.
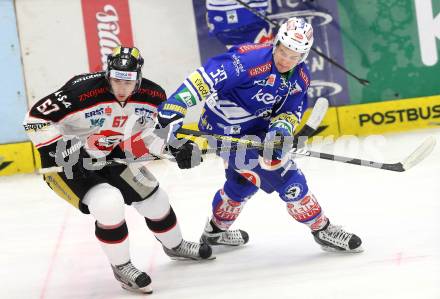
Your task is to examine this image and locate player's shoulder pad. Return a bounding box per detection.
[229,43,273,78]
[29,72,108,121]
[63,72,106,90]
[132,78,167,106]
[296,62,311,88]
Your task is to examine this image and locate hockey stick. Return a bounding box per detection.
[233,0,370,86]
[38,97,329,173]
[177,128,436,172]
[177,96,329,152]
[40,132,434,173]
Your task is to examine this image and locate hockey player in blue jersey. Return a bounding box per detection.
[156,17,363,253]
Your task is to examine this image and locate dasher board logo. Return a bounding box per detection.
[338,95,440,135]
[0,156,12,171]
[81,0,134,72]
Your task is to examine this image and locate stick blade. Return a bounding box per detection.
[308,97,329,129]
[401,136,436,171]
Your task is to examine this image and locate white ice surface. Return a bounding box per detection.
[1,129,439,299]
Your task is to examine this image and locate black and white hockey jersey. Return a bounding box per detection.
[24,72,166,168]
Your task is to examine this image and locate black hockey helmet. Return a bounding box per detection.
[106,46,144,92]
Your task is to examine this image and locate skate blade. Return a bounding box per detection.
[320,245,364,253]
[201,238,246,247]
[168,255,216,261]
[121,283,153,294]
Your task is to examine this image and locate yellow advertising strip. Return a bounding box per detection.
[0,142,35,176]
[297,106,340,139]
[33,145,42,169]
[338,95,440,135]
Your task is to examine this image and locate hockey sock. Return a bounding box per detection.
[212,189,247,230]
[145,207,183,249]
[95,221,130,266]
[286,192,329,231]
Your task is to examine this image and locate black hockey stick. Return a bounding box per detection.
[233,0,370,86]
[177,128,436,172]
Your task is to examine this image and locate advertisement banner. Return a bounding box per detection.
[338,95,440,135]
[193,0,440,107]
[337,0,440,104]
[81,0,134,72]
[0,142,35,175]
[192,0,350,107]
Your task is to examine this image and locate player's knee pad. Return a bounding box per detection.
[285,191,327,230]
[133,188,177,234]
[224,169,258,201]
[278,170,309,203]
[132,187,171,220]
[94,220,128,244]
[212,188,247,225]
[83,183,125,225]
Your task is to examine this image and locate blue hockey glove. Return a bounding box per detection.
[155,102,187,146]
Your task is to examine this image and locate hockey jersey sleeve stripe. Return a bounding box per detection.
[187,71,212,101]
[35,134,63,148]
[162,103,187,115]
[198,67,215,90]
[183,80,201,104]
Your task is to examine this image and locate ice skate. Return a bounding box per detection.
[200,219,249,246]
[111,261,153,294]
[163,240,214,260]
[312,221,363,253]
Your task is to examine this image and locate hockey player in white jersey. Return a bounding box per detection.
[23,46,212,294]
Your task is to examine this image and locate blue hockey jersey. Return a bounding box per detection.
[206,0,272,44]
[163,43,310,138]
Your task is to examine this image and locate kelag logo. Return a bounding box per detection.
[359,105,440,126]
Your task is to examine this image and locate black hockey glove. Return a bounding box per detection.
[168,140,203,169]
[70,147,90,180]
[291,124,315,150]
[52,137,90,180]
[260,130,288,161]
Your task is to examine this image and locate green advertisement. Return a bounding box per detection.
[338,0,440,104]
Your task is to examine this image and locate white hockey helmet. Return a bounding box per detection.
[274,17,314,63]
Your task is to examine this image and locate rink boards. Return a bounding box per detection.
[2,94,439,176]
[1,0,439,176]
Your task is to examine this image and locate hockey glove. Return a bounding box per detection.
[291,124,314,150]
[70,147,90,179]
[168,140,203,169]
[261,129,290,161]
[155,102,187,145]
[53,137,89,180]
